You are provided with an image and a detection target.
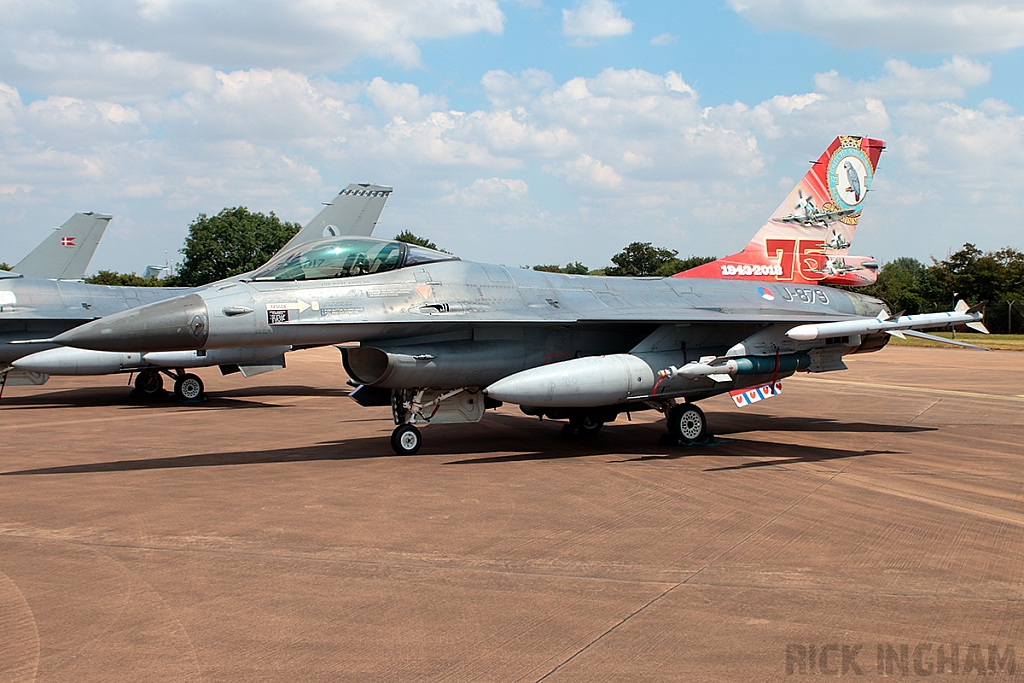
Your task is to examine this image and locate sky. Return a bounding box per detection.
[1,0,1023,273]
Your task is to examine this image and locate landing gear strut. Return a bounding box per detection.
[387,387,486,455]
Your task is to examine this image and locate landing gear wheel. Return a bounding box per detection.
[134,370,163,396]
[569,414,604,435]
[173,373,205,402]
[668,403,707,443]
[391,424,422,455]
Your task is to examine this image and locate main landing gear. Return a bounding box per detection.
[666,402,707,444]
[133,370,165,397]
[561,412,605,438]
[173,372,205,402]
[131,368,206,402]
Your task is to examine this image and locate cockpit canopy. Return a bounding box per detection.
[251,237,458,282]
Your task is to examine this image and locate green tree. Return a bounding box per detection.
[0,262,10,271]
[174,207,301,287]
[857,245,1024,332]
[861,257,930,315]
[656,255,718,277]
[606,242,679,277]
[533,262,590,275]
[85,270,173,287]
[394,230,439,250]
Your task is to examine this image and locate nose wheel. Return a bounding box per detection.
[391,424,422,455]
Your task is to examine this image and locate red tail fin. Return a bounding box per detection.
[675,135,884,287]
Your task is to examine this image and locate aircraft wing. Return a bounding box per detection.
[12,212,112,280]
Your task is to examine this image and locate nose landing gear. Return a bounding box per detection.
[391,424,422,455]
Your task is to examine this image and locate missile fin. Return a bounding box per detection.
[887,330,906,339]
[967,300,987,315]
[708,373,733,383]
[966,321,989,334]
[901,329,990,350]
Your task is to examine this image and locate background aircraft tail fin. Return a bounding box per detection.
[275,183,392,257]
[13,212,111,280]
[676,135,884,286]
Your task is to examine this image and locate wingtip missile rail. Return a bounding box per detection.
[786,300,988,342]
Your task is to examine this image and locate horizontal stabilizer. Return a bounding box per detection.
[899,329,990,350]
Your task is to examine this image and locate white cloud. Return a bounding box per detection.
[549,154,623,188]
[650,33,677,46]
[562,0,633,43]
[443,177,530,207]
[728,0,1024,52]
[367,77,447,120]
[814,57,991,101]
[0,0,506,101]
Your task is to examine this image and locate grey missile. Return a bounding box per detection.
[786,301,987,341]
[484,354,656,407]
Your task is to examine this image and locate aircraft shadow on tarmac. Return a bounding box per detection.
[0,385,351,410]
[3,411,918,476]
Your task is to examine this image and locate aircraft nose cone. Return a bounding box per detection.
[52,293,210,352]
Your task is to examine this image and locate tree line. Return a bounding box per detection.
[853,244,1024,334]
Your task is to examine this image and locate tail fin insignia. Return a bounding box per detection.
[676,135,884,287]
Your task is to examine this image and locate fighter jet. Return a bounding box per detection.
[1,184,391,397]
[7,212,111,281]
[48,138,989,454]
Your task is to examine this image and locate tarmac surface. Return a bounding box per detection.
[1,345,1022,682]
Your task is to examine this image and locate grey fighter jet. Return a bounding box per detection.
[49,233,987,455]
[8,212,111,281]
[1,184,391,397]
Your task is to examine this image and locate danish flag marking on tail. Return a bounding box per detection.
[60,237,75,247]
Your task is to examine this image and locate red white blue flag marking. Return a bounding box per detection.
[730,381,783,407]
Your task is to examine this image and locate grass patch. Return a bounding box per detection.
[887,332,1024,351]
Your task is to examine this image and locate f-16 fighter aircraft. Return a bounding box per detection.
[1,184,391,397]
[47,137,989,455]
[7,212,111,281]
[676,136,883,287]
